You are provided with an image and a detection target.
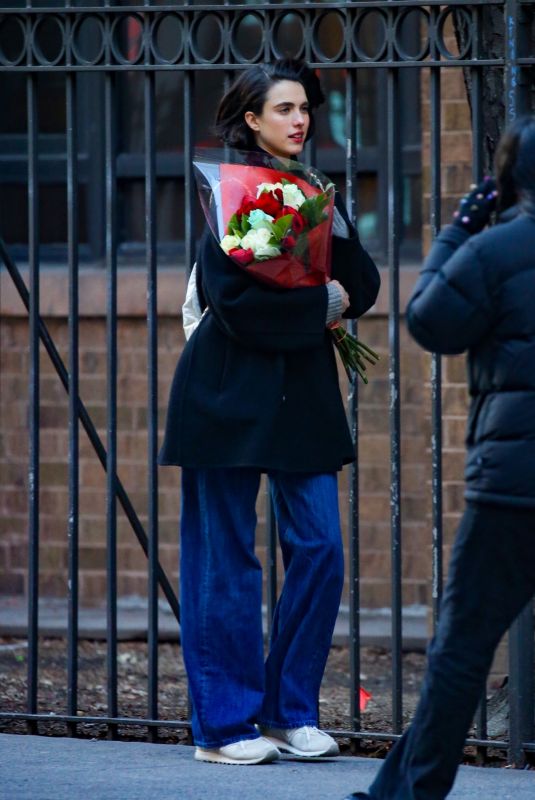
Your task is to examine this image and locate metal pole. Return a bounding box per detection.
[105,70,118,739]
[66,67,80,738]
[145,65,160,743]
[26,67,40,739]
[387,60,403,735]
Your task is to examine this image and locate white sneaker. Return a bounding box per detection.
[260,725,340,757]
[194,736,280,765]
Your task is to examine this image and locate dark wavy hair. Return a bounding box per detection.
[214,60,325,150]
[495,114,535,215]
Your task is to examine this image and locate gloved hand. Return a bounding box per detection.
[452,177,498,234]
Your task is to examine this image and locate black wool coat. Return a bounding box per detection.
[406,210,535,509]
[159,195,380,473]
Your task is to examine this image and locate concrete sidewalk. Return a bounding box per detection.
[1,733,533,800]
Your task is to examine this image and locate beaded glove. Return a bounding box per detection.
[452,177,498,234]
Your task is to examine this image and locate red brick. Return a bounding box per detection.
[38,572,68,597]
[444,417,467,448]
[440,70,470,102]
[442,451,466,482]
[0,572,25,594]
[0,515,26,536]
[443,482,465,514]
[442,385,469,416]
[444,354,467,383]
[0,487,28,514]
[443,101,471,132]
[79,572,107,606]
[117,572,148,597]
[0,461,27,488]
[79,545,107,571]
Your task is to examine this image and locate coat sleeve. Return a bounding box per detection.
[199,227,329,353]
[406,224,495,354]
[330,194,381,319]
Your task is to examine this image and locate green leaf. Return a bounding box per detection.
[298,193,330,228]
[226,213,239,236]
[271,214,294,242]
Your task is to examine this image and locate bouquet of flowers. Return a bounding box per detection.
[193,149,378,383]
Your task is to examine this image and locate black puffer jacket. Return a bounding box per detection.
[406,210,535,509]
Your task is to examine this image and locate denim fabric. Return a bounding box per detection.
[179,467,344,748]
[365,502,535,800]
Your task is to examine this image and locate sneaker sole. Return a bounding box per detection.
[194,747,279,766]
[262,736,339,758]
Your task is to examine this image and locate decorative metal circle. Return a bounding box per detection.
[150,13,184,65]
[393,8,429,62]
[229,12,264,64]
[436,7,472,61]
[312,11,346,63]
[270,12,305,61]
[32,14,66,67]
[110,13,144,65]
[0,14,26,66]
[71,14,106,66]
[190,13,225,64]
[352,10,388,63]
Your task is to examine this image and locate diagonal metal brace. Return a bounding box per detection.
[0,236,181,626]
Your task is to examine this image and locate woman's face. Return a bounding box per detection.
[244,80,310,159]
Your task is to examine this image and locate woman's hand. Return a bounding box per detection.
[328,279,350,313]
[452,177,498,235]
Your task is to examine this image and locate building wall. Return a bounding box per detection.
[0,264,469,610]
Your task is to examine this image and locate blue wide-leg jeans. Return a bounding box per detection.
[361,502,535,800]
[179,467,344,748]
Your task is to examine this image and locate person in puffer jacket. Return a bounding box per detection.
[343,116,535,800]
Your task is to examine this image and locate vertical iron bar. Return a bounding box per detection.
[470,60,483,180]
[183,52,196,747]
[508,602,534,767]
[66,70,80,738]
[504,0,533,767]
[26,70,39,738]
[345,67,362,746]
[184,78,196,277]
[387,64,403,735]
[469,50,488,756]
[105,71,118,739]
[145,68,159,742]
[429,66,443,630]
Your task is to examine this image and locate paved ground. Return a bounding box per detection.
[1,733,533,800]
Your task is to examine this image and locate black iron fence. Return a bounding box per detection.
[0,0,534,766]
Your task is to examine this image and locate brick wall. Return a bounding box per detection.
[420,52,475,575]
[1,52,478,612]
[0,263,470,611]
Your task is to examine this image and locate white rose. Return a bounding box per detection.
[220,234,242,254]
[256,182,283,198]
[248,209,274,230]
[282,183,306,209]
[241,228,280,259]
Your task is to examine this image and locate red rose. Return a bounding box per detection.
[274,188,283,203]
[278,205,306,235]
[290,210,306,235]
[237,194,257,219]
[256,192,283,217]
[281,234,297,250]
[229,246,255,266]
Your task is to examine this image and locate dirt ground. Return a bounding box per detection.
[0,637,516,765]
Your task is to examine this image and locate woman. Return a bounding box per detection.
[159,60,380,766]
[344,117,535,799]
